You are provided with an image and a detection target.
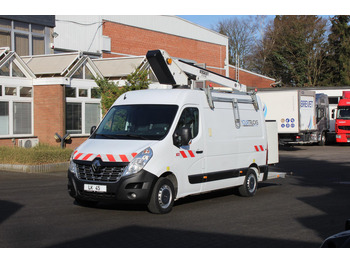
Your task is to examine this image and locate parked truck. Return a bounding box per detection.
[334,91,350,143]
[257,89,330,145]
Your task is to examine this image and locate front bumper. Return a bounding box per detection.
[68,168,157,204]
[336,133,350,143]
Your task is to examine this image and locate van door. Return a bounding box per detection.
[172,106,205,197]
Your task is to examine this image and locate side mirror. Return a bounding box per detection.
[332,109,335,119]
[173,127,192,147]
[90,126,96,135]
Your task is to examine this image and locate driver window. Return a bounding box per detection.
[175,107,199,139]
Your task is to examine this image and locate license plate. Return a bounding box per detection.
[84,184,107,193]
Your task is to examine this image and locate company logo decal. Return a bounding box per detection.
[92,159,102,173]
[241,120,259,127]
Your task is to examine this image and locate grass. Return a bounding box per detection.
[0,144,73,165]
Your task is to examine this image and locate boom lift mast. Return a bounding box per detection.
[146,50,255,111]
[146,49,246,92]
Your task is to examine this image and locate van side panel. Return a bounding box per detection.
[201,96,267,193]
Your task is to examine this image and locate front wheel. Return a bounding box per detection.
[147,177,175,214]
[238,168,258,197]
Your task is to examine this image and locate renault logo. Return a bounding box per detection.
[92,159,102,173]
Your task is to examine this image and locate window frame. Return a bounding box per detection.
[0,84,33,138]
[0,19,49,56]
[65,84,101,137]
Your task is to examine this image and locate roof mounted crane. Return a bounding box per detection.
[146,49,247,92]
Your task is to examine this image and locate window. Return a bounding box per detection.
[79,89,88,97]
[12,62,25,78]
[0,85,33,137]
[0,19,48,55]
[0,30,10,47]
[32,36,45,55]
[15,34,29,56]
[175,107,199,139]
[66,103,82,134]
[71,65,95,80]
[65,86,101,135]
[94,105,178,140]
[0,101,9,135]
[65,87,76,98]
[85,103,101,133]
[13,102,31,134]
[0,61,10,76]
[20,87,32,97]
[5,87,17,96]
[0,60,26,78]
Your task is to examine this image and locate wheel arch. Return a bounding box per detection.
[249,163,260,173]
[159,172,178,198]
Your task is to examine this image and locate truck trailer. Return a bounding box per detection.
[257,89,330,145]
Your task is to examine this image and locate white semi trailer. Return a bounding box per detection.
[258,89,330,145]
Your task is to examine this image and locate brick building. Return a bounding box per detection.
[54,15,275,89]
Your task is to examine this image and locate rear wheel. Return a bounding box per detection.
[319,132,326,146]
[147,177,175,214]
[238,168,258,197]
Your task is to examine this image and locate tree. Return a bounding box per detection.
[321,15,350,86]
[214,16,257,70]
[255,15,328,87]
[95,68,150,115]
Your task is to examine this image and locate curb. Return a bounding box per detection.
[0,162,69,173]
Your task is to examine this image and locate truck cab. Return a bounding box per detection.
[335,91,350,143]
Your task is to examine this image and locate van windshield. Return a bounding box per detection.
[337,106,350,120]
[92,105,178,140]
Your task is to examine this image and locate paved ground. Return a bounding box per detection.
[0,145,350,248]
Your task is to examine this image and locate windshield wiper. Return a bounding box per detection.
[95,133,148,140]
[96,134,119,139]
[123,134,148,140]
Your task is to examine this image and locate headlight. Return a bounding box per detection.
[69,150,77,175]
[123,147,153,176]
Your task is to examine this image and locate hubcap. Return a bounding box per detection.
[248,175,256,193]
[158,184,172,209]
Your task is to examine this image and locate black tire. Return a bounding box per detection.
[319,132,326,146]
[147,177,175,214]
[238,168,258,197]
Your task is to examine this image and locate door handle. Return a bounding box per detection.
[196,150,203,154]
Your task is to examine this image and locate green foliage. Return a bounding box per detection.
[262,15,328,87]
[95,68,150,115]
[0,144,73,165]
[321,15,350,86]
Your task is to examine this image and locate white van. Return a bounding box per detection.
[68,88,269,213]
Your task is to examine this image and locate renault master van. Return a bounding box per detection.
[68,87,269,214]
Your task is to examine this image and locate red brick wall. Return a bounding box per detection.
[229,67,275,89]
[102,21,227,76]
[34,84,65,146]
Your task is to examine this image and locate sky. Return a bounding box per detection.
[177,15,251,30]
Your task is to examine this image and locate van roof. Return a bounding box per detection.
[113,89,205,107]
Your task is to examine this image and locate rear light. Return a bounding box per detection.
[296,136,301,139]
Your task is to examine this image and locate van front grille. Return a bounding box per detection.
[76,163,126,182]
[338,126,350,130]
